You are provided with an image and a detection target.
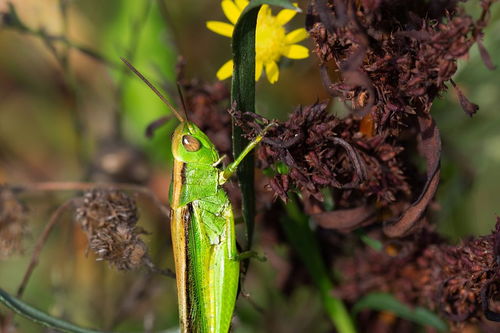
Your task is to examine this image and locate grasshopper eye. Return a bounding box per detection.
[182,135,201,152]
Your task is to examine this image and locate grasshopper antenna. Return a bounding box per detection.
[176,82,190,121]
[120,57,185,122]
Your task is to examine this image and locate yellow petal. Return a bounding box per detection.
[265,61,279,84]
[222,0,240,24]
[276,6,299,25]
[235,0,249,11]
[206,21,234,37]
[283,44,309,59]
[285,28,309,44]
[255,61,263,81]
[259,4,271,18]
[216,60,234,80]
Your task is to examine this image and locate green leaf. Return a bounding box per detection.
[281,196,357,333]
[353,292,448,331]
[275,161,290,175]
[355,229,383,251]
[231,2,257,260]
[0,288,106,333]
[230,0,295,252]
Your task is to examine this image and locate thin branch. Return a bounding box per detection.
[143,256,175,278]
[16,199,76,297]
[10,181,170,220]
[1,4,120,70]
[58,0,70,68]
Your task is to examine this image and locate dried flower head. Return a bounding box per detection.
[288,0,499,236]
[307,0,496,122]
[336,220,500,328]
[232,102,410,224]
[74,188,148,270]
[0,185,28,259]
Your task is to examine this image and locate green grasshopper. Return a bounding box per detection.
[122,59,272,332]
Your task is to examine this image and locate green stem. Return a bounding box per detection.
[282,196,357,333]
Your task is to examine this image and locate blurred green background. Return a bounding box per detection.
[0,0,499,332]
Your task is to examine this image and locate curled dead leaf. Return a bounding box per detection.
[383,114,441,237]
[312,205,376,232]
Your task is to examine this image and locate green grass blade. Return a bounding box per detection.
[231,3,258,252]
[230,0,295,251]
[0,288,107,333]
[282,197,357,333]
[353,292,447,331]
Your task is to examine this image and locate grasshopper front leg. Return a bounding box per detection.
[219,122,275,185]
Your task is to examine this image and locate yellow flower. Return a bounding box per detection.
[207,1,309,84]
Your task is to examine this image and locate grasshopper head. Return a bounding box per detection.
[171,121,219,165]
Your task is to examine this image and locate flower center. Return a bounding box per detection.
[256,9,286,63]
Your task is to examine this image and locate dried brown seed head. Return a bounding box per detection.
[336,220,500,327]
[75,188,148,270]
